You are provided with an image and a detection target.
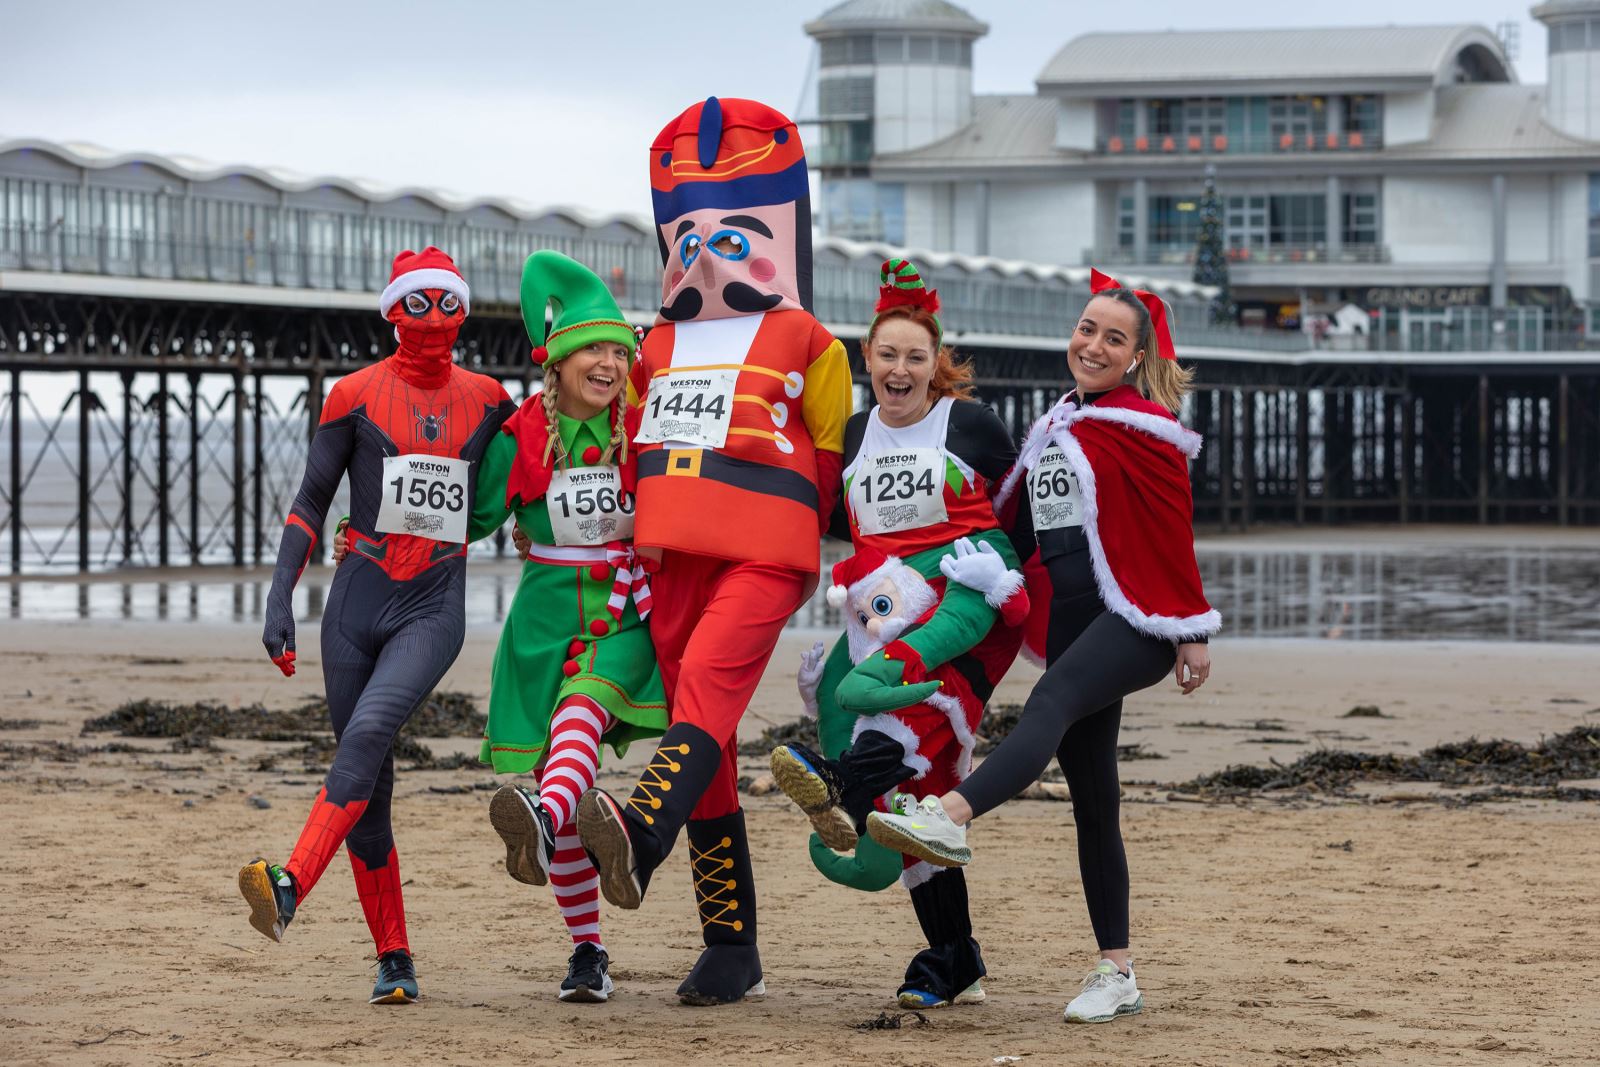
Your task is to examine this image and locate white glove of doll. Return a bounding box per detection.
[796,639,826,719]
[938,537,1008,598]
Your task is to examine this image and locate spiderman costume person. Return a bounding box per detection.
[239,247,514,1005]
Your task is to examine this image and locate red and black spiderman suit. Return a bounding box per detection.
[258,247,513,961]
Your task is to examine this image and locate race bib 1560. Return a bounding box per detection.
[850,447,948,535]
[375,454,471,543]
[1028,445,1084,531]
[635,370,739,449]
[547,467,635,547]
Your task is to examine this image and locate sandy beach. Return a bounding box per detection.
[3,608,1599,1065]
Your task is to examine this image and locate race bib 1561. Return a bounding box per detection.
[850,447,948,535]
[1029,445,1084,531]
[547,467,635,547]
[375,454,471,543]
[635,370,739,449]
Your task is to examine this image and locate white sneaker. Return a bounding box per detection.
[1063,960,1143,1023]
[865,793,971,867]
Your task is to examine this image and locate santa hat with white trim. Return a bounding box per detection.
[380,246,472,318]
[826,546,904,610]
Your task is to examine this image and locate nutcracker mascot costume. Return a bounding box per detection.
[576,97,854,1005]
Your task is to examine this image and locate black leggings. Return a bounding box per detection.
[955,592,1174,950]
[321,558,465,868]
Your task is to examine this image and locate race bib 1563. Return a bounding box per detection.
[635,370,739,448]
[1029,445,1084,531]
[547,467,635,547]
[375,454,471,543]
[850,447,948,535]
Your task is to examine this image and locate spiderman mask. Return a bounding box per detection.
[386,287,464,389]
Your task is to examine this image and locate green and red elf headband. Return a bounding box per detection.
[1089,267,1177,360]
[871,258,942,348]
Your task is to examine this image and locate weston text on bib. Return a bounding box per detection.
[1029,445,1084,531]
[547,467,636,546]
[376,454,471,542]
[635,369,739,449]
[851,447,948,535]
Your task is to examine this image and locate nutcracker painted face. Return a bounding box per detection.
[649,96,813,324]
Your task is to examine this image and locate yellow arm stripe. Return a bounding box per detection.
[728,427,780,442]
[800,338,852,454]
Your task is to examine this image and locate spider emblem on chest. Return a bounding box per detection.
[413,405,447,445]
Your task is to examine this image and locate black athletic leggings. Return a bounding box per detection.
[321,557,466,867]
[955,586,1174,950]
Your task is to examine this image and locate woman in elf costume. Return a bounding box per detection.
[769,259,1031,1009]
[467,250,668,1002]
[866,269,1219,1026]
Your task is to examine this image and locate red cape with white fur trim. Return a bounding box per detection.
[501,396,641,507]
[999,385,1219,654]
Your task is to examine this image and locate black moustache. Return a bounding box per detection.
[723,282,783,313]
[659,287,704,322]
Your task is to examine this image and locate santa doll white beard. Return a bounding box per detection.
[847,614,909,664]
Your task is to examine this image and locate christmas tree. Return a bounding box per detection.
[1192,166,1235,325]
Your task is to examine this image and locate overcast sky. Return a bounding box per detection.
[2,0,1553,218]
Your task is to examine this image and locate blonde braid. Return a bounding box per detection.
[600,397,629,467]
[540,376,570,470]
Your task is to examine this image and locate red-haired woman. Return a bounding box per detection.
[770,259,1031,1009]
[866,269,1219,1025]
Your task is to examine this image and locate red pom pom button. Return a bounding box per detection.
[562,659,581,677]
[588,563,610,581]
[589,619,610,637]
[568,639,585,657]
[582,445,602,464]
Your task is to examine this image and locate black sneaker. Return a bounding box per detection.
[769,744,857,851]
[370,948,419,1005]
[559,942,615,1003]
[238,859,297,942]
[489,784,557,886]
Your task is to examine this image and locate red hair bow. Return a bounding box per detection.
[1088,268,1177,361]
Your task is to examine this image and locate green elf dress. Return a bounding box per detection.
[468,251,667,773]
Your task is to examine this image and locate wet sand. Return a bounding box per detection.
[3,617,1599,1065]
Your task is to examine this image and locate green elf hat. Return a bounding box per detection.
[519,250,639,367]
[870,257,942,348]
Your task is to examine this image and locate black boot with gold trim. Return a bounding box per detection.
[676,808,765,1005]
[577,722,723,910]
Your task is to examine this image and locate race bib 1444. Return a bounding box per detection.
[1028,445,1085,531]
[850,447,948,535]
[547,466,635,547]
[634,370,739,449]
[375,454,471,543]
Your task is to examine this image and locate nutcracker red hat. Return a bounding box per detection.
[380,246,471,318]
[649,96,814,323]
[826,546,902,610]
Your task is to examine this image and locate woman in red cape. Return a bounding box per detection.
[865,269,1219,1025]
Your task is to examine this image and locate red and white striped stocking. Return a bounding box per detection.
[538,695,614,947]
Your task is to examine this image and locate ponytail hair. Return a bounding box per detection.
[1088,287,1194,413]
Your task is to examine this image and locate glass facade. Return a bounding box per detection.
[822,179,905,244]
[1127,188,1380,257]
[1099,93,1383,153]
